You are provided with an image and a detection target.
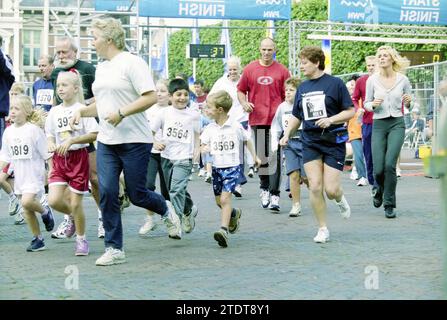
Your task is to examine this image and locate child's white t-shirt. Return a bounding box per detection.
[146,103,168,154]
[0,123,50,195]
[92,51,154,145]
[45,102,99,150]
[151,106,200,161]
[200,118,249,168]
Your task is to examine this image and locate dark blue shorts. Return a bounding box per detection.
[284,138,306,176]
[212,166,241,196]
[302,140,346,171]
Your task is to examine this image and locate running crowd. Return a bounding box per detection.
[0,18,416,266]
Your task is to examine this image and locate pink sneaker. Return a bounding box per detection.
[65,218,76,238]
[75,238,89,256]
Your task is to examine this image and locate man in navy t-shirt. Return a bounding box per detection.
[32,54,55,111]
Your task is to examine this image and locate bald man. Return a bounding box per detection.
[237,38,290,211]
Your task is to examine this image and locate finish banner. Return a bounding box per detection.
[95,0,291,20]
[329,0,447,26]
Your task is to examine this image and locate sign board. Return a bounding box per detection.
[189,44,225,59]
[95,0,136,12]
[95,0,291,20]
[400,51,444,65]
[329,0,447,26]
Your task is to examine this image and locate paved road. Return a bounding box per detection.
[0,159,443,300]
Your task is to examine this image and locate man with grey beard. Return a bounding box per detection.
[51,37,96,105]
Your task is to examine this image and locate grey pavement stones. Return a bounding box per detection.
[0,169,443,300]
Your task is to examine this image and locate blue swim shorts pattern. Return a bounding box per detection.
[212,165,242,196]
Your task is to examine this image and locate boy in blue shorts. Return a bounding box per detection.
[201,90,261,248]
[271,77,307,217]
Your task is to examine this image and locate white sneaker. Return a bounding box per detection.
[313,227,330,243]
[260,189,270,209]
[97,218,105,238]
[198,168,206,177]
[51,216,70,239]
[95,247,126,266]
[139,213,157,235]
[335,195,351,219]
[289,202,302,217]
[8,195,20,216]
[396,167,402,177]
[350,166,359,180]
[269,195,280,212]
[357,177,368,187]
[162,201,182,239]
[182,205,198,234]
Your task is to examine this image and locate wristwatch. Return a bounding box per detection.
[118,109,126,119]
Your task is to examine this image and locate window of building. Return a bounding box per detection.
[23,29,41,67]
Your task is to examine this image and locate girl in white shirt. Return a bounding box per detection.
[0,95,54,252]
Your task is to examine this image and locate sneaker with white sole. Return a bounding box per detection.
[26,237,46,252]
[313,227,330,243]
[213,229,229,248]
[51,215,75,239]
[182,205,198,234]
[229,208,242,234]
[357,177,368,186]
[289,202,302,217]
[139,213,158,235]
[260,189,270,209]
[75,238,89,256]
[269,195,280,212]
[97,218,105,238]
[233,185,242,198]
[95,247,126,266]
[162,201,182,239]
[335,195,351,219]
[8,195,21,216]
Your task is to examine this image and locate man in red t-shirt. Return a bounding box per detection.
[352,55,376,187]
[237,38,290,211]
